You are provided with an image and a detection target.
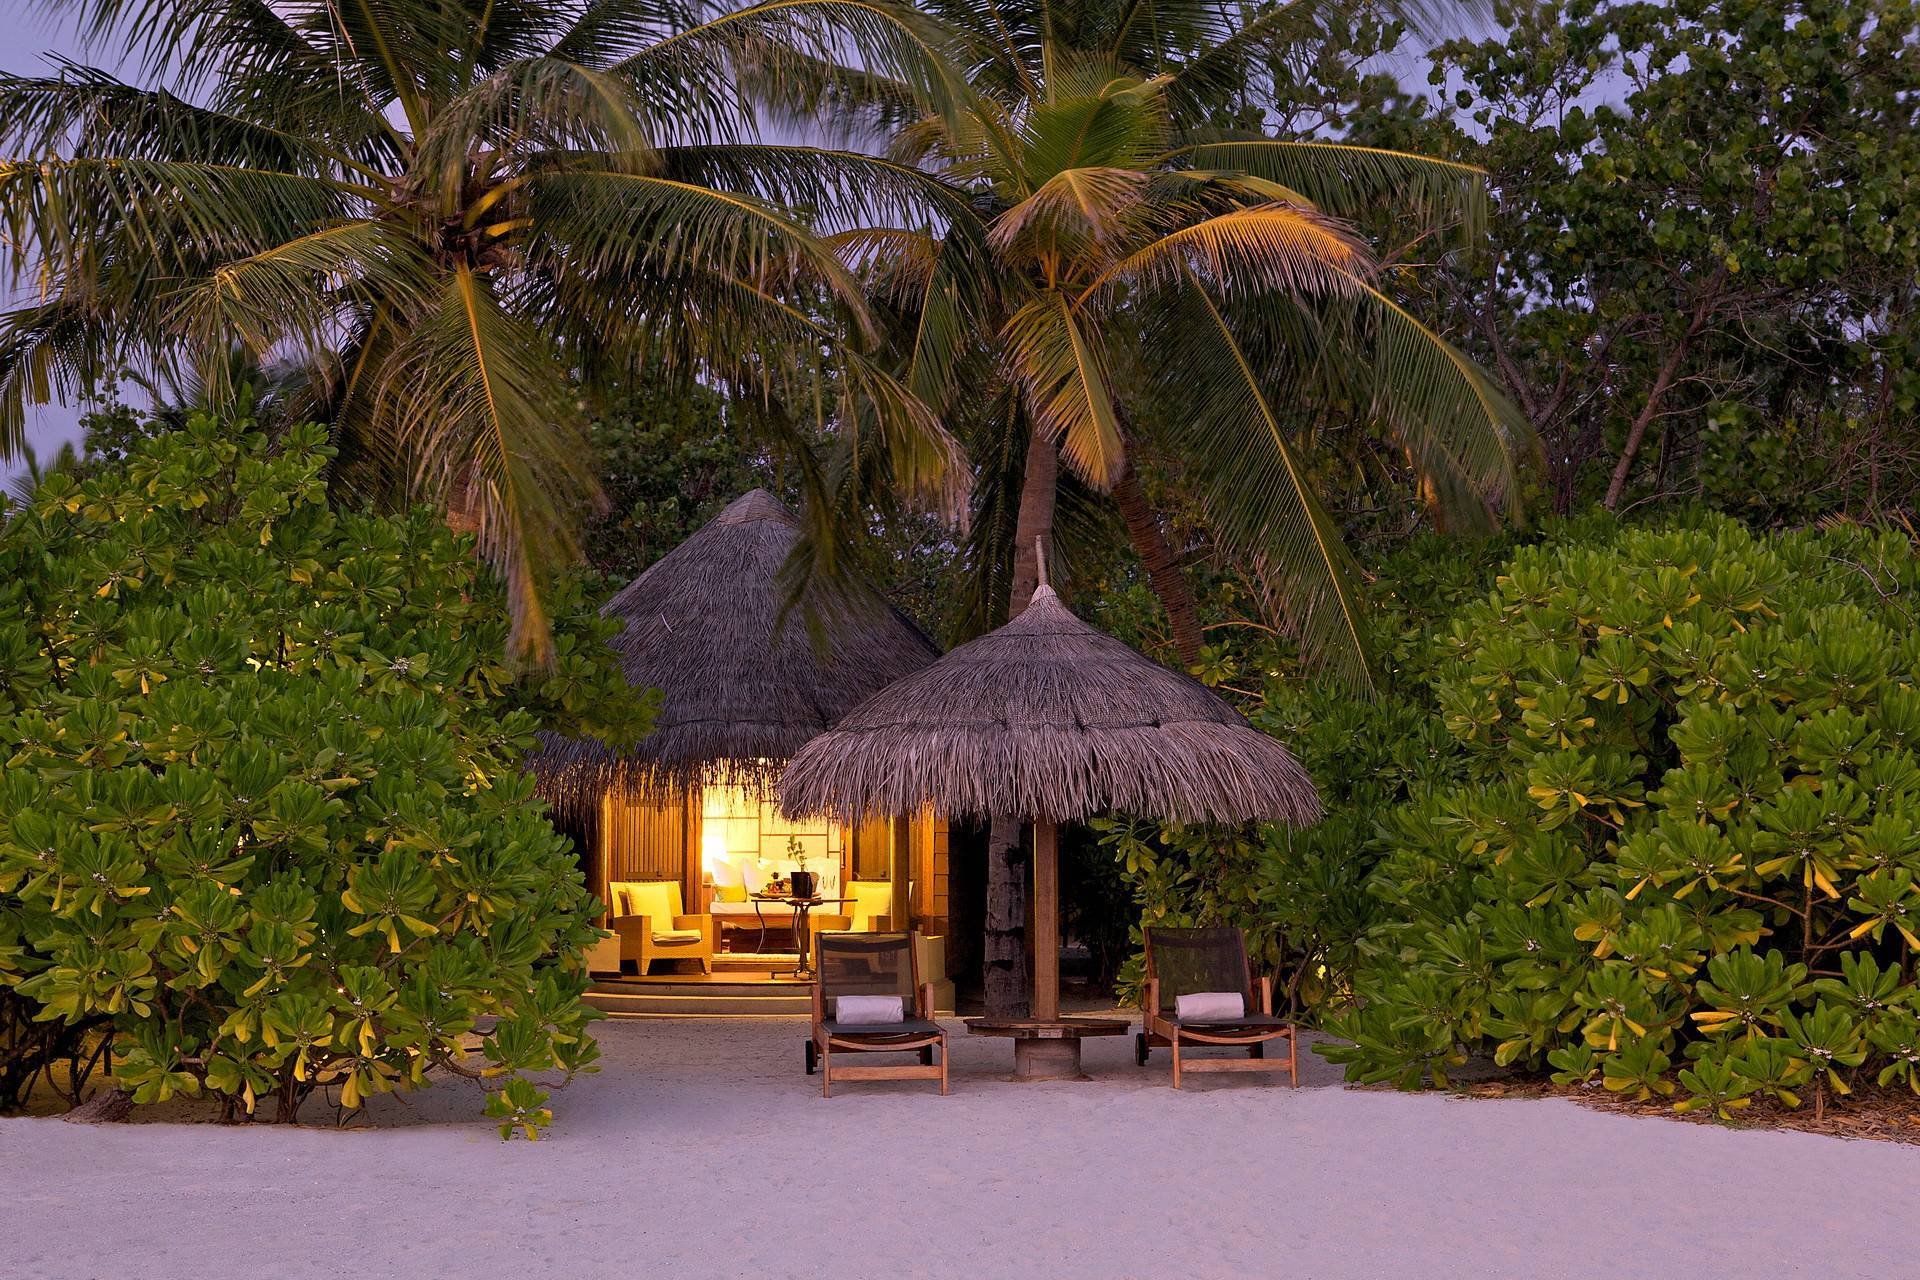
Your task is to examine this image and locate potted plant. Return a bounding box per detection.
[786,836,817,899]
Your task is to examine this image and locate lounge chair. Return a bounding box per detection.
[806,932,947,1097]
[1138,926,1298,1089]
[608,880,714,975]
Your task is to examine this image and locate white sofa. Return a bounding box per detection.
[708,857,842,949]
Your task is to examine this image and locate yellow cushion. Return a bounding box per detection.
[614,881,681,921]
[847,881,893,931]
[652,928,702,943]
[715,884,748,903]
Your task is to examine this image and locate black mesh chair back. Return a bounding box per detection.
[817,931,916,1013]
[1145,926,1251,1015]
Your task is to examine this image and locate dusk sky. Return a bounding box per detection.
[1,3,133,483]
[0,2,1507,487]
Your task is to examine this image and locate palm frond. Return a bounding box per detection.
[529,168,873,327]
[654,144,974,231]
[1177,140,1488,241]
[0,158,360,285]
[615,0,968,139]
[372,267,599,664]
[0,300,120,454]
[1080,201,1373,304]
[988,165,1151,261]
[414,57,658,191]
[1153,278,1377,690]
[1002,290,1125,488]
[165,221,440,402]
[1325,267,1538,524]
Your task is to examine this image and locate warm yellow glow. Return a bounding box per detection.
[698,783,841,885]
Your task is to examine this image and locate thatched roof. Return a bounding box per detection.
[779,584,1321,827]
[532,489,940,811]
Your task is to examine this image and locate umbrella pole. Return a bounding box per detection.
[1032,817,1059,1020]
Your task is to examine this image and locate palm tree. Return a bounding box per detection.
[0,0,968,659]
[895,18,1532,674]
[854,0,1535,1013]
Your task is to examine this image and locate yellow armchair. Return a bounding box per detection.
[810,880,896,947]
[609,880,714,974]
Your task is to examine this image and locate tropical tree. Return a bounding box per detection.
[0,0,968,659]
[849,0,1532,1012]
[875,0,1532,679]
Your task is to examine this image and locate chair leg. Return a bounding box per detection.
[820,1042,831,1098]
[1171,1036,1183,1090]
[701,956,713,974]
[804,1039,817,1075]
[1249,1040,1264,1060]
[1288,1032,1300,1086]
[920,1046,933,1066]
[939,1041,948,1095]
[1135,1032,1149,1067]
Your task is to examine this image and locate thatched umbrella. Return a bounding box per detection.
[531,489,940,812]
[780,567,1320,1029]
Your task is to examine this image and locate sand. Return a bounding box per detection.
[3,1017,1914,1279]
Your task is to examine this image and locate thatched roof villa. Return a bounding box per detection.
[531,490,954,1011]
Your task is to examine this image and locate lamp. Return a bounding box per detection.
[700,826,730,877]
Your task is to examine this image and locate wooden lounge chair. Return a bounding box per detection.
[1138,926,1298,1089]
[608,880,714,975]
[806,932,947,1097]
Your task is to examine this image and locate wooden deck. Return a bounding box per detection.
[587,958,814,1017]
[588,955,956,1017]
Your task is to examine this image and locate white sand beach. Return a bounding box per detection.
[3,1017,1913,1280]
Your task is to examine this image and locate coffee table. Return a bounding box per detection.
[751,892,851,978]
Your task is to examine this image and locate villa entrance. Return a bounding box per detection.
[582,783,952,1015]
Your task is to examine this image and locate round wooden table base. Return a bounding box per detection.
[964,1016,1130,1083]
[1012,1035,1087,1081]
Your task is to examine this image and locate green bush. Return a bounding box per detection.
[1091,533,1503,1015]
[0,412,650,1131]
[1322,513,1920,1116]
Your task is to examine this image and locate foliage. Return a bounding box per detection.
[868,0,1532,683]
[1426,0,1920,519]
[0,0,967,657]
[579,374,766,588]
[1321,513,1920,1119]
[1087,531,1507,1011]
[0,411,651,1130]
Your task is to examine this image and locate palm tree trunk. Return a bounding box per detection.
[1112,458,1204,666]
[982,428,1058,1017]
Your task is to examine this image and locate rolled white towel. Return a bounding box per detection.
[1175,991,1245,1022]
[835,995,906,1025]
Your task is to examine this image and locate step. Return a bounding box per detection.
[586,986,812,1017]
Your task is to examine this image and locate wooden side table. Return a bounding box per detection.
[751,893,851,978]
[964,1017,1131,1081]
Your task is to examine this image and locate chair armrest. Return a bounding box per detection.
[812,978,826,1031]
[809,913,853,935]
[1143,977,1159,1016]
[609,914,651,939]
[1256,974,1274,1017]
[918,982,936,1020]
[672,913,714,946]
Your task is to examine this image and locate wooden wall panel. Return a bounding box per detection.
[906,809,950,934]
[598,790,690,917]
[853,818,891,881]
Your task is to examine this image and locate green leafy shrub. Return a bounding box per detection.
[1322,513,1920,1116]
[1091,533,1504,1014]
[0,412,650,1131]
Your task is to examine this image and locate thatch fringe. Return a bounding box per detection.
[529,490,940,815]
[780,585,1322,826]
